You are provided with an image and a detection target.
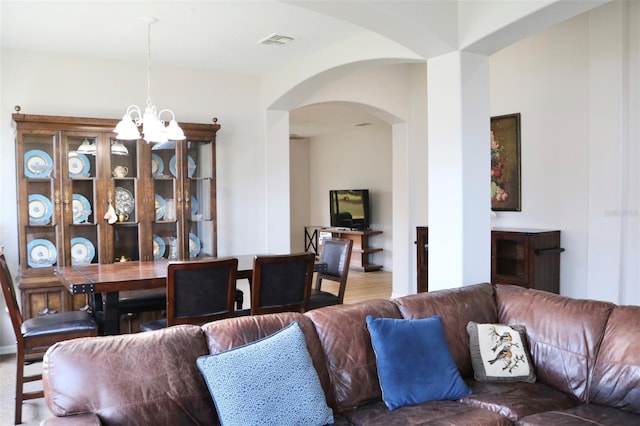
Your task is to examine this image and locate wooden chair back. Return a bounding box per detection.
[315,238,354,303]
[167,257,239,326]
[250,252,315,315]
[0,249,24,345]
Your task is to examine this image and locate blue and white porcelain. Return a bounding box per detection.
[27,239,57,268]
[24,150,53,178]
[72,194,92,223]
[28,194,53,225]
[153,235,166,260]
[70,237,95,265]
[189,233,201,258]
[68,152,91,178]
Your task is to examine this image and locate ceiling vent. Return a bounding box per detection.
[258,33,295,46]
[354,122,372,127]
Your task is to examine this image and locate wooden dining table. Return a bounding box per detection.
[55,255,325,335]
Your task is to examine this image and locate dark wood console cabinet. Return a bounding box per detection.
[416,227,428,292]
[321,228,383,272]
[491,228,563,294]
[415,227,563,294]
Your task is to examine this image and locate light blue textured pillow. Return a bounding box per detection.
[196,321,334,426]
[366,315,472,410]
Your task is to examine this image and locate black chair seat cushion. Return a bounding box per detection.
[21,311,98,337]
[309,289,340,309]
[139,319,166,331]
[118,288,167,312]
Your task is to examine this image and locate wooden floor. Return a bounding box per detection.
[317,269,392,304]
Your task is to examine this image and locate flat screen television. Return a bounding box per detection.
[330,189,370,230]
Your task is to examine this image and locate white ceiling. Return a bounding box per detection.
[1,1,371,76]
[1,1,604,137]
[1,0,394,137]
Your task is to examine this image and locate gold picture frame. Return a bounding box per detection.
[491,113,521,211]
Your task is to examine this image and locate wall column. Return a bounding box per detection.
[427,51,491,290]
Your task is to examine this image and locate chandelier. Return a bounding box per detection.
[113,17,185,144]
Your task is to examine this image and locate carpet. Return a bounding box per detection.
[0,354,51,426]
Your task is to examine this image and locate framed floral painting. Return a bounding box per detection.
[491,113,521,211]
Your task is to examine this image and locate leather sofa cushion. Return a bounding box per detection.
[43,325,217,425]
[202,312,336,409]
[342,399,513,426]
[461,380,578,421]
[517,403,640,425]
[589,305,640,413]
[496,284,615,402]
[394,282,498,377]
[305,299,402,412]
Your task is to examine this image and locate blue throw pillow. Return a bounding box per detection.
[196,321,334,426]
[366,315,472,410]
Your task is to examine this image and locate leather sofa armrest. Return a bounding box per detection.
[41,413,102,425]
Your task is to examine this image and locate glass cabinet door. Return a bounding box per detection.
[60,132,101,267]
[149,143,179,261]
[18,130,60,276]
[184,139,217,259]
[107,138,143,262]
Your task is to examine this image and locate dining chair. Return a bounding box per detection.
[139,258,239,331]
[308,238,353,310]
[0,247,98,425]
[92,284,243,334]
[241,252,315,316]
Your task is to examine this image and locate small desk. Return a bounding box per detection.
[56,255,325,335]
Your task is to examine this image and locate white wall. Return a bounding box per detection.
[490,1,639,304]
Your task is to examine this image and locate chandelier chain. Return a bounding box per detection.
[146,19,153,108]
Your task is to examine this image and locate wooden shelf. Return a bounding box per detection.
[320,227,383,272]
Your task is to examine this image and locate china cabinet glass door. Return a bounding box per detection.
[106,138,144,262]
[184,139,216,258]
[19,130,59,276]
[150,143,179,261]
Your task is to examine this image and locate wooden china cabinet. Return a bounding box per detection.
[13,110,220,319]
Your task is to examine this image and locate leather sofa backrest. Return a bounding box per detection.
[496,284,614,402]
[394,282,498,377]
[305,299,402,411]
[200,312,336,409]
[43,324,218,425]
[589,304,640,413]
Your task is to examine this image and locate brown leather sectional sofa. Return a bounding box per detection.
[42,283,640,425]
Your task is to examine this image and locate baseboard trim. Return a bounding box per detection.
[0,344,17,355]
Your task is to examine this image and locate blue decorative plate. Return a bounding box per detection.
[169,155,196,178]
[27,239,57,268]
[70,237,95,265]
[28,194,53,225]
[189,233,201,258]
[153,235,166,260]
[24,150,53,178]
[155,194,166,221]
[151,153,164,177]
[191,196,198,217]
[72,194,92,223]
[68,152,91,178]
